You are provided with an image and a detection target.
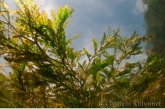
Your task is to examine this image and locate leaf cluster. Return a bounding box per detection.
[0,0,164,108]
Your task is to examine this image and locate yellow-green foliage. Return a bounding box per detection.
[0,0,165,108]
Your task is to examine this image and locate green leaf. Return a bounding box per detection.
[87,75,93,84]
[99,62,108,70]
[78,62,84,70]
[101,32,106,45]
[92,38,98,52]
[83,48,91,58]
[3,2,8,10]
[11,37,18,44]
[9,10,17,15]
[41,10,48,24]
[20,63,26,71]
[63,20,71,29]
[104,55,114,65]
[96,72,101,82]
[117,69,131,77]
[48,19,52,27]
[0,73,7,82]
[75,50,82,56]
[67,33,80,46]
[0,23,2,28]
[82,60,86,67]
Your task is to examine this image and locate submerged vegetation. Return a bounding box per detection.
[0,0,165,107]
